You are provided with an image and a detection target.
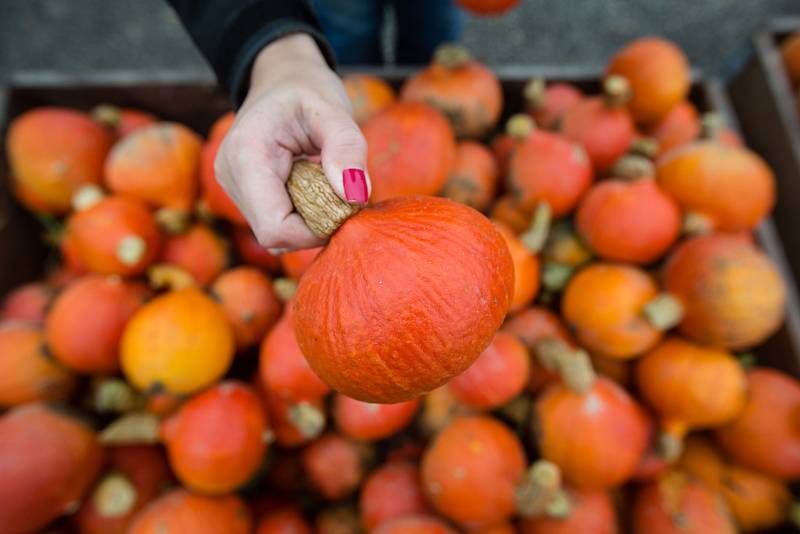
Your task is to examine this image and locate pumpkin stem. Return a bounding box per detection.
[155,208,190,235]
[91,104,122,129]
[642,294,684,331]
[520,202,552,253]
[541,262,574,292]
[72,184,106,211]
[273,277,298,303]
[286,161,362,239]
[432,43,472,69]
[736,352,757,369]
[92,472,138,518]
[288,401,326,439]
[194,199,213,223]
[700,112,725,140]
[91,378,145,413]
[506,113,536,141]
[524,77,546,111]
[542,221,593,268]
[629,137,659,159]
[516,460,573,519]
[147,264,196,290]
[603,75,633,107]
[682,211,714,236]
[535,339,596,393]
[657,432,684,463]
[99,412,161,445]
[497,394,531,429]
[610,155,655,180]
[116,235,147,267]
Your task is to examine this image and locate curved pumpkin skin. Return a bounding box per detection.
[333,394,420,441]
[606,37,690,125]
[0,322,74,407]
[161,381,269,495]
[302,433,365,500]
[494,222,540,312]
[293,196,514,403]
[401,46,502,139]
[161,223,229,286]
[231,226,282,273]
[363,102,456,202]
[519,487,617,534]
[281,247,323,280]
[442,141,499,211]
[343,74,396,125]
[656,141,775,232]
[0,403,105,534]
[256,507,313,534]
[535,377,649,489]
[7,107,113,214]
[648,101,699,155]
[449,331,530,409]
[421,415,526,528]
[631,472,736,534]
[0,282,55,324]
[374,515,459,534]
[663,234,785,350]
[680,435,793,532]
[576,177,680,264]
[65,195,162,276]
[121,287,234,394]
[46,275,149,374]
[360,461,429,531]
[781,33,800,87]
[199,116,246,225]
[716,367,800,479]
[127,489,251,534]
[562,263,664,359]
[637,337,747,449]
[526,81,583,130]
[211,267,282,350]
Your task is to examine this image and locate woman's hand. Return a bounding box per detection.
[215,33,371,253]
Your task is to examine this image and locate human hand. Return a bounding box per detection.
[215,33,371,252]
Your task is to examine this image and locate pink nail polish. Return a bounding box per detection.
[343,168,368,203]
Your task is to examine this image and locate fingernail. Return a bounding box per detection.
[343,168,368,203]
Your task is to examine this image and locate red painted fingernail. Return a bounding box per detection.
[343,168,368,203]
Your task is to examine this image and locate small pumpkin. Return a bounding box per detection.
[455,0,520,15]
[360,461,430,531]
[490,114,536,178]
[91,105,158,139]
[256,507,313,534]
[281,247,323,280]
[781,32,800,87]
[231,226,282,273]
[0,282,55,324]
[211,267,281,350]
[441,141,499,211]
[648,101,700,156]
[524,78,583,130]
[127,489,252,534]
[494,222,540,312]
[160,223,229,286]
[302,433,367,500]
[343,74,396,125]
[199,114,246,225]
[334,394,420,441]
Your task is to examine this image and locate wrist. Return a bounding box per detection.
[252,33,327,84]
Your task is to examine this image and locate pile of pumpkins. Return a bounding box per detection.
[1,33,798,534]
[781,31,800,118]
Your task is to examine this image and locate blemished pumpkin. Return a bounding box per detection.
[493,222,540,312]
[455,0,520,15]
[333,394,420,441]
[199,114,247,226]
[302,433,366,501]
[373,515,460,534]
[523,78,583,130]
[402,44,502,139]
[127,489,252,534]
[288,162,513,403]
[211,267,282,350]
[343,74,396,125]
[441,141,499,211]
[160,223,229,287]
[0,282,55,324]
[91,105,157,139]
[363,102,456,202]
[359,461,430,531]
[256,507,313,534]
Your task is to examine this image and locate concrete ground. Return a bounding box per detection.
[0,1,798,83]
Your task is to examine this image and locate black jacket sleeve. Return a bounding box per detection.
[166,0,335,104]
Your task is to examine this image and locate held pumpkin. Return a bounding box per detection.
[523,78,583,130]
[343,74,396,125]
[441,141,499,211]
[359,461,430,531]
[333,394,420,441]
[288,162,513,403]
[127,489,252,534]
[211,267,282,350]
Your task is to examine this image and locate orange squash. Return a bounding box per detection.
[364,102,456,202]
[46,275,149,374]
[334,394,420,441]
[161,381,269,494]
[490,114,535,178]
[524,78,583,130]
[636,337,747,460]
[64,195,162,276]
[256,507,313,534]
[199,114,247,225]
[92,105,157,139]
[455,0,520,15]
[0,322,74,407]
[421,415,526,528]
[231,226,282,273]
[562,263,680,359]
[490,194,532,233]
[494,222,540,312]
[0,282,55,324]
[449,332,530,409]
[716,367,800,479]
[781,32,800,87]
[441,141,499,211]
[631,471,736,534]
[663,234,785,349]
[281,247,323,280]
[263,390,325,447]
[360,461,430,531]
[121,287,234,394]
[105,122,201,212]
[302,433,366,500]
[343,74,396,125]
[7,107,113,214]
[127,489,251,534]
[0,403,105,534]
[374,515,459,534]
[211,267,281,350]
[160,223,229,286]
[402,44,502,139]
[606,37,690,125]
[648,101,699,156]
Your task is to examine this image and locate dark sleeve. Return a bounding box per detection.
[166,0,336,104]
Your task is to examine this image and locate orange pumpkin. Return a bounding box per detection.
[7,107,113,214]
[471,523,517,534]
[421,415,526,528]
[449,332,530,409]
[781,32,800,87]
[46,275,149,374]
[293,194,513,403]
[524,78,583,130]
[363,102,456,202]
[64,195,162,276]
[262,389,325,447]
[343,74,396,125]
[0,282,55,324]
[302,433,366,500]
[0,322,74,407]
[0,403,105,534]
[105,122,201,212]
[121,287,234,394]
[716,367,800,479]
[441,141,499,210]
[211,267,281,350]
[562,263,680,359]
[636,337,747,460]
[402,44,502,139]
[92,105,157,139]
[374,515,459,534]
[334,394,420,441]
[490,114,535,178]
[648,101,699,156]
[199,115,246,226]
[281,247,323,280]
[160,223,229,286]
[127,489,251,534]
[74,446,171,534]
[663,234,785,349]
[490,194,532,234]
[161,381,269,494]
[606,37,690,125]
[631,471,736,534]
[360,461,430,531]
[494,222,540,312]
[680,435,793,532]
[231,227,282,273]
[455,0,520,15]
[256,507,313,534]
